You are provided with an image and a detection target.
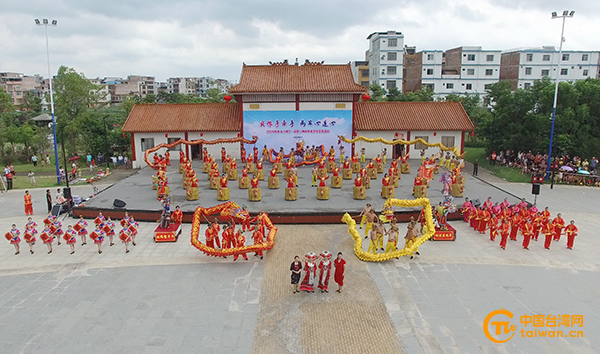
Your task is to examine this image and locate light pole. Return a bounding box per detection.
[546,10,575,180]
[35,18,61,185]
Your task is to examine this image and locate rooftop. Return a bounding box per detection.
[121,103,241,133]
[229,62,366,94]
[354,101,474,131]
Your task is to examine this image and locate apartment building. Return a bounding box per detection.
[403,46,501,98]
[351,61,370,87]
[167,77,230,97]
[0,72,44,107]
[500,47,600,90]
[107,75,156,104]
[366,31,404,91]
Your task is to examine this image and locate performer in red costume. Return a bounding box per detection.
[205,223,217,249]
[478,208,490,234]
[221,147,227,163]
[6,224,21,255]
[334,252,346,293]
[24,190,33,215]
[300,252,317,293]
[233,230,248,261]
[250,175,260,199]
[552,213,565,241]
[253,146,259,163]
[542,220,554,250]
[221,223,234,250]
[164,151,170,166]
[521,221,532,250]
[252,222,264,259]
[286,176,296,199]
[499,219,510,250]
[509,213,520,241]
[565,220,578,250]
[317,251,332,293]
[171,205,183,224]
[489,214,499,241]
[461,198,472,223]
[64,225,77,255]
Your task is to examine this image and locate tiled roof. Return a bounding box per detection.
[354,101,475,131]
[121,103,241,132]
[229,63,367,94]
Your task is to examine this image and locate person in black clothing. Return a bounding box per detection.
[473,160,479,176]
[46,189,53,213]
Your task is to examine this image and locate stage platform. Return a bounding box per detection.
[74,159,521,224]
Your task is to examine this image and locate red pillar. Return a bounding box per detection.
[238,97,244,156]
[130,133,136,161]
[295,94,300,111]
[185,132,189,160]
[461,131,465,154]
[406,131,410,155]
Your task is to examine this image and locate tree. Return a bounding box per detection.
[21,92,43,117]
[204,88,224,103]
[53,66,104,153]
[368,84,387,101]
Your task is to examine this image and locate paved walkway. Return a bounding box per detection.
[0,161,599,353]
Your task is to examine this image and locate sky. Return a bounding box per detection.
[1,0,599,82]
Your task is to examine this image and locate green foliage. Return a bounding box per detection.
[21,92,43,117]
[0,90,14,114]
[205,88,225,103]
[478,78,600,159]
[368,84,387,101]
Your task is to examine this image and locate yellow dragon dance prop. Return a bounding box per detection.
[190,201,277,257]
[341,197,435,262]
[338,135,466,159]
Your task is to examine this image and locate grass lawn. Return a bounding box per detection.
[7,173,97,190]
[463,147,532,183]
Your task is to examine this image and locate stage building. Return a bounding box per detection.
[123,61,474,169]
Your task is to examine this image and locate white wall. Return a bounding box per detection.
[132,131,241,168]
[132,132,184,169]
[354,130,407,159]
[299,102,352,111]
[188,132,241,161]
[243,102,295,111]
[408,131,463,159]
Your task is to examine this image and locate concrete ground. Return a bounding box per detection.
[0,164,598,353]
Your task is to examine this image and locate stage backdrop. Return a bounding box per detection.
[243,110,352,157]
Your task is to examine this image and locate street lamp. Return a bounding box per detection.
[35,18,61,185]
[546,10,575,180]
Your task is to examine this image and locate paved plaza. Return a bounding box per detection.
[0,167,599,353]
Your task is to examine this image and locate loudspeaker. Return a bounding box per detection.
[472,198,481,208]
[532,184,540,195]
[63,187,72,200]
[113,199,127,208]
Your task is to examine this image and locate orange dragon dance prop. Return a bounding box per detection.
[266,145,327,166]
[338,135,466,159]
[190,201,277,257]
[144,136,259,169]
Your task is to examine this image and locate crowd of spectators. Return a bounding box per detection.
[489,150,599,186]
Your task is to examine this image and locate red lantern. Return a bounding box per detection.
[362,94,370,101]
[224,95,232,102]
[122,133,126,138]
[165,133,168,138]
[433,132,437,136]
[395,132,399,137]
[471,132,475,137]
[200,133,203,137]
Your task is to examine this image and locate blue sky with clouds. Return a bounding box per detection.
[1,0,598,82]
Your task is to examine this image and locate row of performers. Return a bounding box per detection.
[293,251,346,294]
[461,198,579,250]
[4,212,141,255]
[359,207,423,258]
[413,155,465,199]
[203,216,267,260]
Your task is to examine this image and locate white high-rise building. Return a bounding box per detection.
[366,31,404,91]
[500,47,600,90]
